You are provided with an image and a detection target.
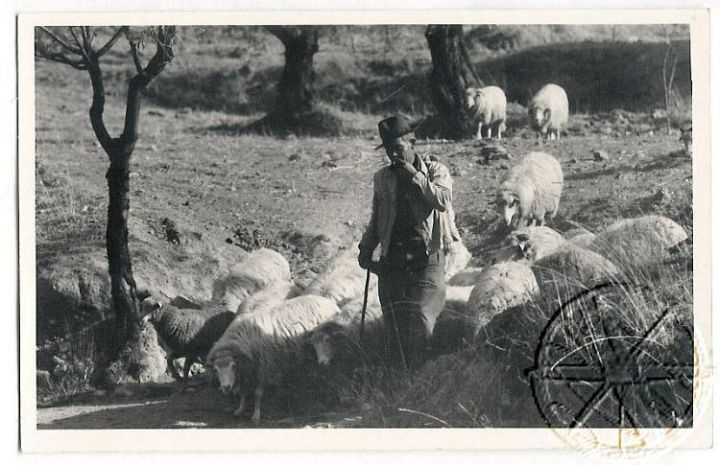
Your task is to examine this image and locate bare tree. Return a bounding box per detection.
[425,25,482,140]
[35,26,176,385]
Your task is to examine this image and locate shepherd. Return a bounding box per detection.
[358,115,454,370]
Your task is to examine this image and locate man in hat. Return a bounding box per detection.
[358,115,453,369]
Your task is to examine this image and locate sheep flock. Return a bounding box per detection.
[132,82,690,424]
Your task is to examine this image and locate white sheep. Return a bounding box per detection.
[532,244,619,299]
[465,85,508,140]
[528,83,569,140]
[206,294,340,422]
[497,152,564,228]
[235,279,297,314]
[587,215,688,268]
[212,248,291,312]
[303,246,378,307]
[435,262,540,348]
[490,226,567,264]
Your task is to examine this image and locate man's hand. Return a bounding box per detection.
[392,159,418,179]
[358,247,373,270]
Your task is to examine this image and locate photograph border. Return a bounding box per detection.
[18,8,712,453]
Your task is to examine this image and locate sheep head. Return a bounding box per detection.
[139,296,163,323]
[529,106,550,132]
[209,350,236,395]
[309,322,346,366]
[498,180,534,228]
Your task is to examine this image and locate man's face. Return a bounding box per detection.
[385,137,415,164]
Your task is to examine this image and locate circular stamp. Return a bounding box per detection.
[528,280,710,459]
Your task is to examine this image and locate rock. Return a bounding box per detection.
[451,167,467,177]
[652,109,668,120]
[499,163,509,170]
[569,158,578,164]
[288,153,301,161]
[593,150,609,161]
[479,144,510,164]
[37,370,52,390]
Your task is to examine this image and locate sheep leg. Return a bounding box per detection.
[166,354,182,380]
[251,386,263,423]
[475,123,483,140]
[497,124,502,140]
[233,392,247,417]
[181,357,195,389]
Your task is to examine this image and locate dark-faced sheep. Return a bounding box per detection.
[529,84,569,140]
[465,86,507,140]
[140,296,235,388]
[497,152,564,228]
[212,248,291,313]
[206,294,340,422]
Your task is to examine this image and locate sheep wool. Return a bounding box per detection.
[587,215,688,268]
[212,248,291,312]
[491,226,566,264]
[528,83,569,140]
[236,279,295,314]
[466,86,507,140]
[303,246,378,306]
[497,151,564,228]
[532,244,619,299]
[466,261,540,332]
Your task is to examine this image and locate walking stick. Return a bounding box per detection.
[359,267,371,347]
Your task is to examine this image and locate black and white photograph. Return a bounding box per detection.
[17,8,712,455]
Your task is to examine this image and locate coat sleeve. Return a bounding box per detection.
[410,162,452,212]
[359,176,380,252]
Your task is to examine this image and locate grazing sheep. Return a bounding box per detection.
[497,152,564,228]
[528,84,569,140]
[447,266,484,286]
[140,296,235,387]
[303,246,378,307]
[568,232,596,248]
[490,226,566,264]
[309,317,386,370]
[436,262,539,348]
[465,86,508,140]
[587,215,688,268]
[212,248,291,312]
[236,279,296,314]
[532,244,619,299]
[206,294,340,422]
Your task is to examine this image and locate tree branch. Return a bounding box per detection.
[97,26,128,57]
[119,26,176,154]
[35,49,88,70]
[38,27,82,55]
[129,40,144,74]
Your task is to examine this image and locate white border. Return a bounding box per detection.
[16,8,713,454]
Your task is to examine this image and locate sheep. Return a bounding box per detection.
[206,294,341,422]
[236,279,296,314]
[303,246,378,307]
[140,296,235,388]
[465,85,508,140]
[447,266,484,286]
[679,123,692,156]
[212,248,291,312]
[532,244,619,300]
[490,226,567,265]
[587,215,688,268]
[435,262,539,348]
[497,151,564,228]
[528,83,569,140]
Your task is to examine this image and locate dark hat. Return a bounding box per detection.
[375,115,417,150]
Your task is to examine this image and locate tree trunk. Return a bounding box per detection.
[425,25,479,140]
[267,26,319,119]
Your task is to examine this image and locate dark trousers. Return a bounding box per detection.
[377,249,446,370]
